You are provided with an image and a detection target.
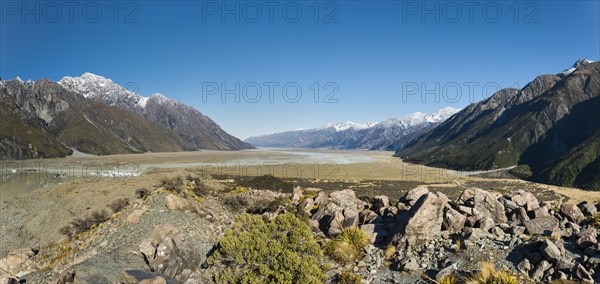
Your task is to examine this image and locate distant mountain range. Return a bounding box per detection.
[397,59,600,190]
[0,73,253,160]
[244,107,460,150]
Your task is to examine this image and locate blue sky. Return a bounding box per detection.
[1,1,599,139]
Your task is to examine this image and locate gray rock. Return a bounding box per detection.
[540,239,562,263]
[523,216,559,235]
[373,195,390,210]
[442,207,466,234]
[517,258,532,274]
[576,228,598,248]
[531,260,551,281]
[399,256,420,271]
[511,190,540,211]
[578,201,597,216]
[472,188,507,224]
[435,263,457,281]
[477,217,495,232]
[560,203,585,224]
[403,185,429,206]
[390,191,448,248]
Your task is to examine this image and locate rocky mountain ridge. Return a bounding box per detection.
[245,107,460,150]
[0,74,253,159]
[397,59,600,190]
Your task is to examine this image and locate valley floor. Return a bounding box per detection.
[1,149,598,283]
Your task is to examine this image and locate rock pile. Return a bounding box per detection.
[297,186,600,282]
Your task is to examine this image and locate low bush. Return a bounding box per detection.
[161,176,183,193]
[59,209,109,237]
[208,213,324,284]
[135,188,150,199]
[108,198,129,213]
[338,270,362,284]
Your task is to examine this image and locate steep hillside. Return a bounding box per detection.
[396,60,600,189]
[59,73,253,150]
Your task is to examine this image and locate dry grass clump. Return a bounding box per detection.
[108,198,129,213]
[438,273,458,284]
[324,227,370,263]
[338,270,362,284]
[589,213,600,229]
[59,209,109,237]
[160,176,183,192]
[465,262,518,284]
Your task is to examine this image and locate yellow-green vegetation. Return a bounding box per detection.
[466,262,518,284]
[302,191,319,200]
[384,245,396,260]
[325,227,370,263]
[230,186,249,194]
[438,273,458,284]
[59,209,109,237]
[338,270,362,284]
[590,213,600,229]
[509,164,533,179]
[208,213,325,284]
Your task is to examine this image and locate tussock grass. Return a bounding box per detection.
[325,227,370,263]
[465,262,518,284]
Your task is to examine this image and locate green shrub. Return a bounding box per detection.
[509,164,533,179]
[325,227,370,263]
[208,213,324,284]
[338,270,361,284]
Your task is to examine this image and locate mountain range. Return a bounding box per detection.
[397,59,600,190]
[244,107,460,150]
[0,73,253,160]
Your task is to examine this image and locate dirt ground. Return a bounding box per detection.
[1,149,598,258]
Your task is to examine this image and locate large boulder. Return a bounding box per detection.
[523,216,559,235]
[511,190,540,211]
[560,204,586,224]
[138,224,202,280]
[311,189,367,236]
[390,190,448,248]
[442,207,466,235]
[472,188,507,224]
[402,185,429,206]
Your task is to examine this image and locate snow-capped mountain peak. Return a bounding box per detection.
[562,59,596,75]
[59,72,149,111]
[323,121,379,132]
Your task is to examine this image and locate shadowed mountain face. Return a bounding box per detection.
[396,60,600,190]
[59,73,254,151]
[0,75,252,160]
[245,107,460,150]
